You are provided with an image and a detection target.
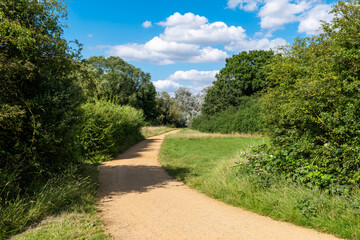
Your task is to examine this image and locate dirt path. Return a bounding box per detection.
[98,131,341,240]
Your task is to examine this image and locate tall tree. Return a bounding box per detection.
[175,87,204,127]
[202,50,274,115]
[260,0,360,186]
[84,56,157,120]
[0,0,84,196]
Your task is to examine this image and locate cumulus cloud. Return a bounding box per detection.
[142,20,152,28]
[298,4,333,35]
[152,79,181,93]
[158,12,247,45]
[225,37,288,51]
[153,69,219,94]
[259,0,311,30]
[168,69,219,85]
[104,12,289,64]
[106,37,228,65]
[228,0,333,34]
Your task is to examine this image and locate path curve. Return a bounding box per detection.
[98,131,341,240]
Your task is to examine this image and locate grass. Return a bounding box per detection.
[141,126,177,138]
[2,164,108,240]
[3,125,176,239]
[159,129,360,240]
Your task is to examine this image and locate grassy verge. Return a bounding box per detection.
[159,129,360,240]
[141,126,177,138]
[4,126,176,239]
[3,164,108,240]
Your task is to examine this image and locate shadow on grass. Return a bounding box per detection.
[162,166,195,181]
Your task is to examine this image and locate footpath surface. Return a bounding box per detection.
[98,131,341,240]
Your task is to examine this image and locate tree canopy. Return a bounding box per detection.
[83,56,157,120]
[247,0,360,188]
[0,0,84,197]
[202,50,274,115]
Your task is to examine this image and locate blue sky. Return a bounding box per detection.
[64,0,335,94]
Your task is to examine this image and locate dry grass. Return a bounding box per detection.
[166,129,265,140]
[141,126,176,138]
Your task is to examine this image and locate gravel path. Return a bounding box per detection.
[98,131,341,240]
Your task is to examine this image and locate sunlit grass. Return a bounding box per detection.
[159,130,360,240]
[141,126,177,138]
[3,165,108,240]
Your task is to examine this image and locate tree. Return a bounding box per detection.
[84,56,157,120]
[175,87,204,127]
[0,0,84,198]
[258,0,360,187]
[202,50,274,115]
[155,91,182,126]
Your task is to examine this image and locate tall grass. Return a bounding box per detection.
[159,130,360,240]
[1,165,107,239]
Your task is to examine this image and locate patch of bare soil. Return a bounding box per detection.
[98,131,341,240]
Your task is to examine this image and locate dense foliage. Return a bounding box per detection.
[83,56,157,120]
[241,0,360,189]
[193,50,274,133]
[155,91,182,126]
[80,101,144,162]
[0,4,149,237]
[202,50,274,115]
[192,95,262,133]
[175,87,204,127]
[0,0,84,201]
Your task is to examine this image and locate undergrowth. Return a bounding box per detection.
[1,164,107,239]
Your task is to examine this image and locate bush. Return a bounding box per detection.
[80,101,144,161]
[243,0,360,189]
[192,96,263,134]
[0,0,84,202]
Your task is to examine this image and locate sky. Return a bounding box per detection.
[64,0,336,95]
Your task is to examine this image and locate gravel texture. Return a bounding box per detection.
[98,131,341,240]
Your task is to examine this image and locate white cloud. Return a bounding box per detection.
[142,20,152,28]
[225,37,288,51]
[106,37,228,64]
[168,69,219,85]
[227,0,261,11]
[88,34,93,38]
[298,4,333,35]
[259,0,312,30]
[228,0,333,34]
[153,69,219,94]
[103,12,287,64]
[153,79,181,93]
[159,12,247,45]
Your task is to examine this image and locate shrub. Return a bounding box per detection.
[192,96,263,134]
[0,0,84,202]
[242,0,360,189]
[80,101,144,161]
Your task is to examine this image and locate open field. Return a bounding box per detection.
[159,130,360,240]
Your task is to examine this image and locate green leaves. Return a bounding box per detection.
[247,0,360,188]
[83,56,157,120]
[79,101,144,161]
[202,50,274,115]
[0,0,83,201]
